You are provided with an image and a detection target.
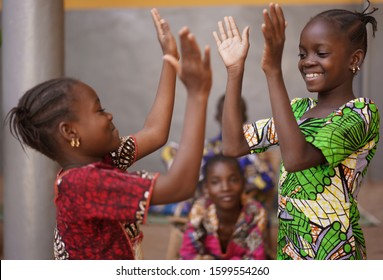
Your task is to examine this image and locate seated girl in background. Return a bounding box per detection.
[180,154,267,260]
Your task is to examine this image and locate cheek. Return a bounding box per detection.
[233,184,244,195]
[207,186,220,197]
[298,62,304,73]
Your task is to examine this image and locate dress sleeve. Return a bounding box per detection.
[243,118,278,153]
[243,98,317,154]
[110,135,137,171]
[308,99,380,167]
[58,166,158,224]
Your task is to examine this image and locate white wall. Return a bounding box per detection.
[62,4,383,180]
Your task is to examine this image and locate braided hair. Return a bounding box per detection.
[310,0,378,56]
[6,77,79,160]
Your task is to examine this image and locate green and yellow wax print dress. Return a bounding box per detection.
[243,97,379,260]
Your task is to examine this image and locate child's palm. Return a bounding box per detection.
[217,35,249,68]
[213,16,250,69]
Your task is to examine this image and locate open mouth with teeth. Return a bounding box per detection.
[305,73,323,78]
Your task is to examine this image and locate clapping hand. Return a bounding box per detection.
[213,16,250,71]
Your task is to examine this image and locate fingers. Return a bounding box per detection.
[179,27,201,59]
[275,3,286,30]
[262,3,286,36]
[151,8,172,37]
[224,16,234,38]
[270,3,285,34]
[203,46,211,71]
[179,27,192,55]
[151,8,163,36]
[218,20,227,41]
[242,26,250,45]
[213,16,244,44]
[228,16,241,37]
[212,31,221,47]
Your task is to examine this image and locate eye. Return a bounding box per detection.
[230,176,240,183]
[298,53,306,59]
[317,52,329,58]
[99,108,106,113]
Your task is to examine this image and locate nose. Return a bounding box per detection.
[303,60,317,67]
[107,112,113,121]
[301,55,317,67]
[221,181,230,191]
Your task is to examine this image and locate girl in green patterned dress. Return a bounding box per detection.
[213,1,379,259]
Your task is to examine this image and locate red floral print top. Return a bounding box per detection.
[54,136,158,260]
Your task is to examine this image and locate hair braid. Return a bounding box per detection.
[6,77,79,160]
[311,0,378,55]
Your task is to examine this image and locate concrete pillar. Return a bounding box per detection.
[1,0,64,259]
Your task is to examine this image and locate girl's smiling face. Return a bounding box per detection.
[70,82,121,159]
[298,18,355,95]
[204,160,244,211]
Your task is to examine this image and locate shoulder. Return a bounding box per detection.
[110,135,137,171]
[291,97,317,119]
[291,97,317,107]
[188,197,213,226]
[242,196,266,219]
[344,97,379,113]
[332,97,380,126]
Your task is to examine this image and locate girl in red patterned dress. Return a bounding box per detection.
[6,9,212,260]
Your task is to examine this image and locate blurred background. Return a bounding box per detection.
[1,0,382,259]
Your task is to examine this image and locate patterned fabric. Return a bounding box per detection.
[243,97,380,260]
[203,133,275,196]
[54,136,158,260]
[179,195,267,260]
[150,133,275,215]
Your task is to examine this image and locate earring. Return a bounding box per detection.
[352,65,361,74]
[70,138,80,148]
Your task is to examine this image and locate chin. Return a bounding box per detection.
[305,86,319,93]
[112,140,121,151]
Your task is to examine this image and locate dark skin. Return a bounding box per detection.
[57,8,179,171]
[56,19,212,205]
[203,160,244,256]
[214,3,364,172]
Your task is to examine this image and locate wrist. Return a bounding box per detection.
[227,64,245,78]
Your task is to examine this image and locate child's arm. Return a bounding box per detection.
[261,4,325,171]
[151,27,212,205]
[133,8,179,161]
[213,16,251,157]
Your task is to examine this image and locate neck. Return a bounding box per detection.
[61,163,87,171]
[59,155,104,171]
[216,205,241,224]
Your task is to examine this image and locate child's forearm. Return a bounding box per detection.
[222,66,250,157]
[134,62,177,161]
[152,93,208,204]
[145,61,177,142]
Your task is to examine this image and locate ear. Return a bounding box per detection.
[58,121,78,142]
[349,48,365,71]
